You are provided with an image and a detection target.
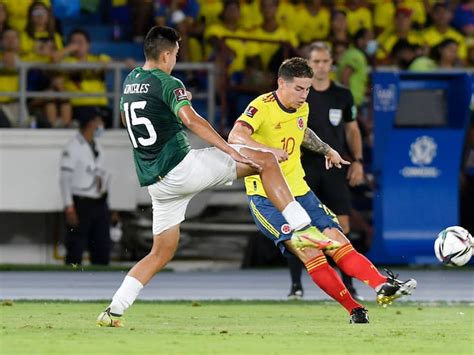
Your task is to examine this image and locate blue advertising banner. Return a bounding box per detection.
[368,72,472,264]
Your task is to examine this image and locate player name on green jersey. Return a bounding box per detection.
[124,83,150,94]
[121,67,191,186]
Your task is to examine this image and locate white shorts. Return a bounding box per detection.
[148,147,238,235]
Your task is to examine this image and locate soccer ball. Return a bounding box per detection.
[434,226,473,267]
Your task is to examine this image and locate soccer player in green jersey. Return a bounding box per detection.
[97,26,348,327]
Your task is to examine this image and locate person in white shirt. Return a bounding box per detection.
[60,108,111,265]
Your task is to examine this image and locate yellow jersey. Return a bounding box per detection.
[249,26,299,70]
[297,6,331,43]
[422,26,467,60]
[63,54,111,107]
[376,30,425,60]
[345,6,373,35]
[237,91,311,198]
[203,23,258,75]
[0,54,19,103]
[3,0,50,31]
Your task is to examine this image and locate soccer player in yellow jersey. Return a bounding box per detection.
[229,57,417,323]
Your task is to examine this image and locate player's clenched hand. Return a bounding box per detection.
[268,148,289,162]
[229,149,261,171]
[65,206,79,227]
[325,148,351,169]
[347,161,364,186]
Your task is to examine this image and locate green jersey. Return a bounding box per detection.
[120,67,191,186]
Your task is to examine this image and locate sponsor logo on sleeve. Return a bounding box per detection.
[173,88,188,102]
[245,106,258,118]
[351,105,357,120]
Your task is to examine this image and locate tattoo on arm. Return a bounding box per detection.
[302,128,331,155]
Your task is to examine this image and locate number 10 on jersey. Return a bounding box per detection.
[281,137,295,155]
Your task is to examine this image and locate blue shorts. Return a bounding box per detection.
[248,191,342,257]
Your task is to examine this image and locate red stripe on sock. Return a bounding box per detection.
[305,256,362,313]
[334,243,387,289]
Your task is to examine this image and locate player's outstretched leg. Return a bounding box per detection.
[286,242,369,324]
[236,148,339,250]
[97,225,180,327]
[291,226,341,251]
[375,269,417,306]
[311,228,417,306]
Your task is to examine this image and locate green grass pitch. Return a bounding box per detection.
[1,301,472,354]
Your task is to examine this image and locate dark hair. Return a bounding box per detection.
[352,28,369,46]
[390,39,415,57]
[278,57,313,81]
[67,28,90,44]
[144,26,181,60]
[25,2,55,39]
[0,2,10,29]
[308,41,332,57]
[0,27,17,40]
[331,9,347,18]
[430,38,458,61]
[218,0,240,22]
[77,107,102,129]
[432,2,449,13]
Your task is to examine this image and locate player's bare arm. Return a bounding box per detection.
[228,121,289,162]
[302,127,331,155]
[178,105,260,169]
[344,121,364,186]
[302,128,350,169]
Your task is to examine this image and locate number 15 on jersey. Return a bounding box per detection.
[123,101,157,148]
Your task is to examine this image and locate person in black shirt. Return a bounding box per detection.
[287,42,365,300]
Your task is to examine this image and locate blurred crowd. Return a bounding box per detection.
[0,0,472,129]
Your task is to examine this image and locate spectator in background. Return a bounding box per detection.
[468,45,474,66]
[239,0,261,30]
[0,2,9,38]
[344,0,372,36]
[250,0,298,71]
[154,0,200,62]
[130,0,154,42]
[274,0,301,32]
[376,7,425,63]
[60,108,111,266]
[61,29,112,128]
[204,0,250,76]
[328,9,350,44]
[332,39,349,66]
[2,0,50,33]
[20,1,62,59]
[430,38,462,69]
[0,28,20,127]
[196,0,223,27]
[232,54,274,93]
[373,0,427,35]
[337,28,372,108]
[232,0,301,33]
[423,2,467,61]
[20,1,72,128]
[298,0,331,44]
[390,39,436,71]
[453,0,474,36]
[453,0,474,60]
